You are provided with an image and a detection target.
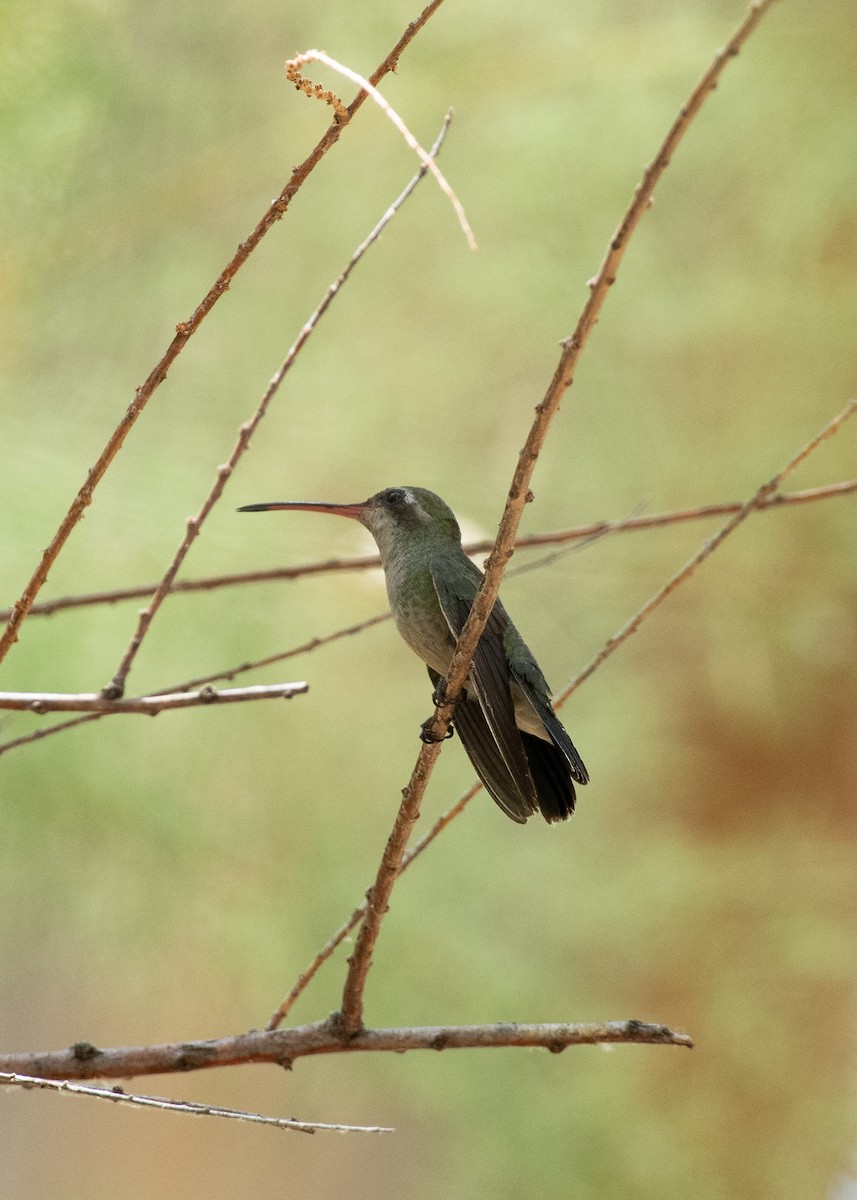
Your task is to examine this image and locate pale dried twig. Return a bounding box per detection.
[0,0,447,666]
[101,115,453,700]
[335,0,780,1036]
[0,1073,391,1135]
[0,683,307,716]
[0,1019,691,1083]
[287,50,476,250]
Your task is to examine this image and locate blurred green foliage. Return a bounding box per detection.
[1,0,856,1197]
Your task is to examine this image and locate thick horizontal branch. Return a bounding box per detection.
[9,479,854,621]
[0,683,307,715]
[0,1073,390,1135]
[0,1019,692,1082]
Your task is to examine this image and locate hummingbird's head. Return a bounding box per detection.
[238,486,462,563]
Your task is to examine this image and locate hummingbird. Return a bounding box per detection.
[238,486,588,824]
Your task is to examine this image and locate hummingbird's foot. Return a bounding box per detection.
[420,717,455,744]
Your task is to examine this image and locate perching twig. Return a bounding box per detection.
[0,682,307,716]
[0,0,447,667]
[336,0,781,1036]
[287,51,476,250]
[101,115,453,700]
[0,1073,390,1136]
[12,478,855,622]
[0,1019,691,1083]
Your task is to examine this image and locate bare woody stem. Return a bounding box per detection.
[10,479,855,622]
[0,1075,390,1136]
[0,1019,692,1083]
[336,0,780,1036]
[0,682,307,715]
[101,115,452,699]
[0,0,447,668]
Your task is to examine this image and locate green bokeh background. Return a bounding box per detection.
[2,1,856,1196]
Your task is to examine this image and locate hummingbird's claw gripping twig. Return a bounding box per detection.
[420,717,455,744]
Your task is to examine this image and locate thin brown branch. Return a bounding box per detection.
[336,0,779,1036]
[0,1073,390,1135]
[12,479,855,621]
[102,115,453,700]
[267,782,480,1029]
[0,612,389,759]
[0,0,447,667]
[0,713,98,758]
[0,683,307,715]
[0,1019,692,1083]
[556,397,857,705]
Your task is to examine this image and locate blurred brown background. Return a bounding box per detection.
[1,0,856,1196]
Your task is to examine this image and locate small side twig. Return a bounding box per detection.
[0,0,447,667]
[0,1073,390,1135]
[287,50,476,250]
[0,683,308,716]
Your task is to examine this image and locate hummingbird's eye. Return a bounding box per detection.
[383,488,406,506]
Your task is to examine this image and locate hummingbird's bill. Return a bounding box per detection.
[238,501,367,520]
